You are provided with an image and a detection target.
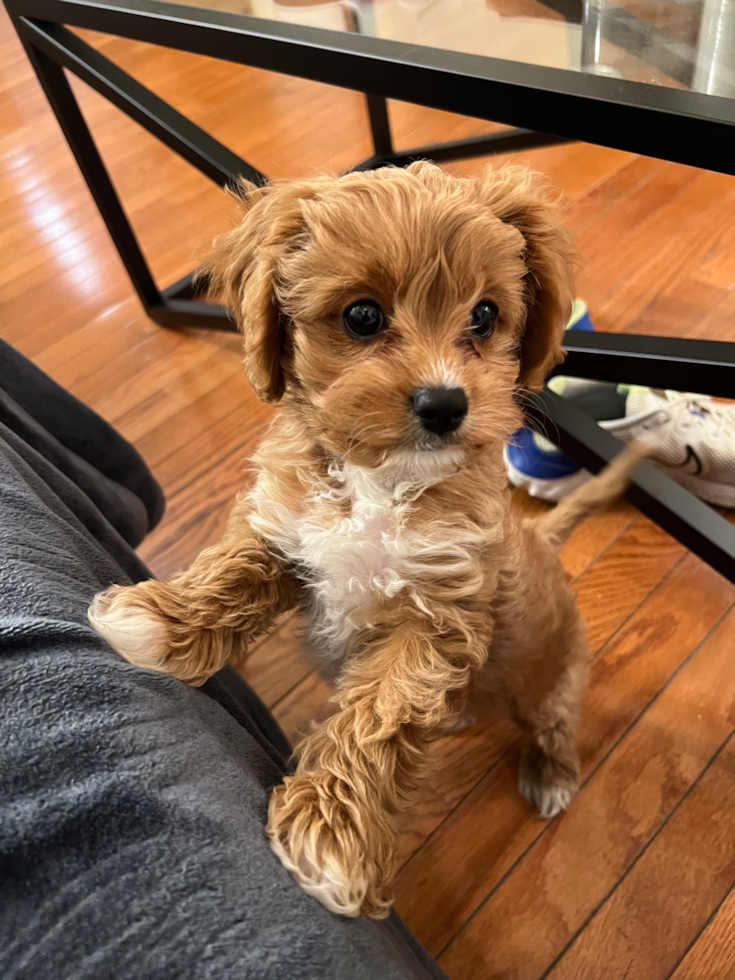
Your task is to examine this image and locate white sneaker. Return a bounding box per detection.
[506,385,735,508]
[604,388,735,509]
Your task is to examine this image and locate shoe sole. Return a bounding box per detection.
[672,472,735,509]
[506,449,735,509]
[504,453,591,503]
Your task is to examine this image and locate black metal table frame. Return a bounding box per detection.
[5,0,735,582]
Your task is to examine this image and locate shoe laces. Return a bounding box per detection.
[661,391,735,439]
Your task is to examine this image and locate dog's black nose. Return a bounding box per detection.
[412,387,468,435]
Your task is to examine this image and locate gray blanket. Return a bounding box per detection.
[0,344,444,980]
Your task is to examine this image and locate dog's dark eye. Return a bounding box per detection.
[343,300,385,340]
[469,301,498,339]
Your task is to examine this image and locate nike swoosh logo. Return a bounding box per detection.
[658,444,703,477]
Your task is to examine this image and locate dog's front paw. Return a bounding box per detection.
[518,744,578,819]
[89,585,171,672]
[89,583,240,686]
[266,772,392,919]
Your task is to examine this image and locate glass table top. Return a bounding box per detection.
[159,0,735,98]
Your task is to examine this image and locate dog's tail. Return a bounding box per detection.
[534,444,645,549]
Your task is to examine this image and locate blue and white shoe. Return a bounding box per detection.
[505,300,735,508]
[505,300,620,503]
[565,297,594,334]
[505,426,593,502]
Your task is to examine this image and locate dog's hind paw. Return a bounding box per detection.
[518,744,578,819]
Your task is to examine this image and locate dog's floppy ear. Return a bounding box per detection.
[478,167,576,391]
[202,180,313,403]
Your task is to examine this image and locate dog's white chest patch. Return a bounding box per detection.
[250,449,474,659]
[264,466,412,656]
[303,468,409,641]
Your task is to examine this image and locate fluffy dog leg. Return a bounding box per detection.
[267,619,488,917]
[516,659,587,818]
[89,530,298,686]
[267,713,423,918]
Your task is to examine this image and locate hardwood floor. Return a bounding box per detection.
[2,7,734,976]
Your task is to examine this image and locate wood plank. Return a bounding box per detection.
[70,329,237,428]
[565,156,669,238]
[32,304,158,388]
[395,555,734,956]
[142,499,236,580]
[695,215,735,290]
[511,493,638,583]
[149,402,270,502]
[574,160,698,267]
[0,231,131,322]
[394,713,518,868]
[681,287,735,345]
[137,375,273,497]
[237,615,314,710]
[388,101,504,154]
[271,670,334,745]
[543,735,735,980]
[112,344,243,446]
[668,888,735,980]
[445,143,634,205]
[572,518,683,652]
[559,503,637,581]
[139,439,261,577]
[0,274,136,360]
[438,605,735,978]
[622,277,732,342]
[579,172,735,333]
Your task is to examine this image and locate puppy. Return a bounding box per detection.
[89,162,638,919]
